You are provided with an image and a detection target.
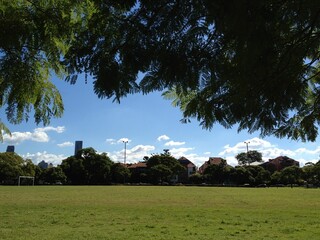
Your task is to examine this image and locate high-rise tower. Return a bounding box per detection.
[6,145,15,153]
[74,141,83,155]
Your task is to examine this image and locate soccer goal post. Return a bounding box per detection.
[18,176,35,186]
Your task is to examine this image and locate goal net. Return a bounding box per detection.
[18,176,35,186]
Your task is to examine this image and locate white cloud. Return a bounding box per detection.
[162,147,207,167]
[35,126,65,133]
[106,138,132,145]
[3,126,65,144]
[219,137,297,165]
[295,158,314,166]
[245,137,273,149]
[23,151,67,166]
[295,146,320,155]
[130,145,155,154]
[225,156,238,166]
[117,138,131,144]
[178,153,208,168]
[3,131,34,144]
[217,137,320,166]
[57,141,74,147]
[31,131,50,142]
[106,138,117,145]
[164,140,185,146]
[169,147,194,156]
[4,131,48,144]
[109,144,155,163]
[157,135,170,141]
[261,148,295,159]
[219,137,274,156]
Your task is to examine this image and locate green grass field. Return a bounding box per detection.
[0,186,319,239]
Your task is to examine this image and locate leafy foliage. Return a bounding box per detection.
[279,165,303,186]
[203,160,230,184]
[0,0,89,136]
[147,152,185,183]
[0,152,35,184]
[303,161,320,185]
[1,1,320,141]
[67,0,320,141]
[229,166,253,185]
[60,147,113,184]
[60,156,87,185]
[40,166,67,185]
[235,150,263,166]
[111,162,131,183]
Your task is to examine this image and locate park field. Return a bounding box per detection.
[0,186,319,240]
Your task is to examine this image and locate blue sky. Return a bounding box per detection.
[1,75,320,167]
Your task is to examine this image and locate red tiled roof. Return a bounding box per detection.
[209,157,224,165]
[198,157,227,174]
[262,156,299,171]
[127,162,147,169]
[268,156,299,165]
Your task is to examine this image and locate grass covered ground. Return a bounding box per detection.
[0,186,319,239]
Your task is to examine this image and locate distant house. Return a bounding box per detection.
[127,162,147,169]
[198,157,227,174]
[177,157,196,183]
[127,162,148,183]
[260,156,299,171]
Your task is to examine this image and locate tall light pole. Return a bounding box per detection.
[123,140,128,164]
[244,141,250,154]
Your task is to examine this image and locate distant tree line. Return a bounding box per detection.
[0,148,184,185]
[190,162,320,187]
[0,148,320,187]
[191,151,320,187]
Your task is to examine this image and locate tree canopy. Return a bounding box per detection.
[236,150,263,166]
[0,152,35,184]
[60,147,113,184]
[1,1,320,141]
[147,152,185,183]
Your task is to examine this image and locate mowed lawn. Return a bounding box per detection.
[0,186,319,240]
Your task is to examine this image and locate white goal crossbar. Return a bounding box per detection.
[18,176,35,186]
